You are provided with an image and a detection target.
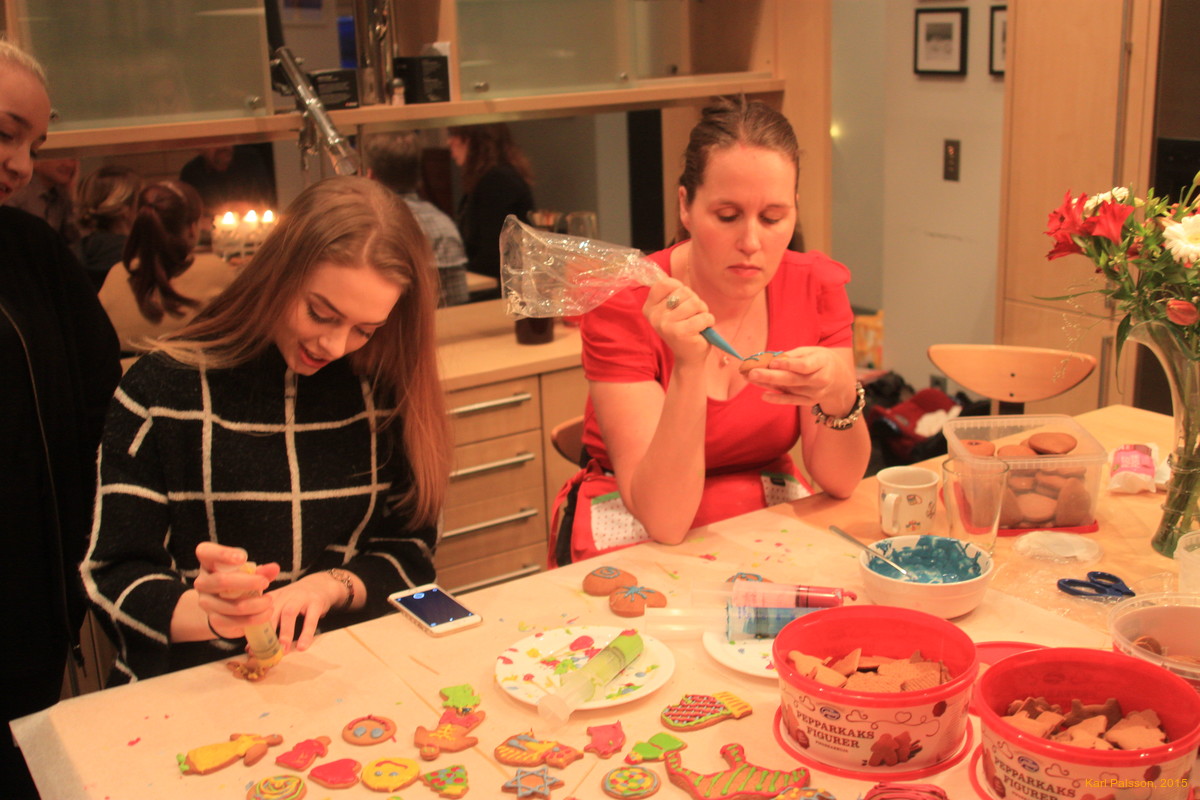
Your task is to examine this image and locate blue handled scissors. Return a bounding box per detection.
[1056,571,1135,599]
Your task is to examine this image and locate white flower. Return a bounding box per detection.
[1162,215,1200,265]
[1084,186,1130,214]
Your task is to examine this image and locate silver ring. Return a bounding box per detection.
[665,294,681,310]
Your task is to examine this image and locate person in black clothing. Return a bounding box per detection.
[178,143,275,221]
[447,123,534,294]
[0,41,122,799]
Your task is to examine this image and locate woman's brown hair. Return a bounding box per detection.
[157,176,451,527]
[675,96,800,241]
[122,180,202,323]
[446,122,534,195]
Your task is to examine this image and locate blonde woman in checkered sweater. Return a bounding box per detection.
[82,177,452,684]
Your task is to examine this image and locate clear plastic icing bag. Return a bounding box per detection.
[500,215,665,318]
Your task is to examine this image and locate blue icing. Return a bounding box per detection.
[870,536,985,583]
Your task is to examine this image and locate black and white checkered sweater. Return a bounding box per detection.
[81,348,437,683]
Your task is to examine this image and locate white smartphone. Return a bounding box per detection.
[388,584,482,636]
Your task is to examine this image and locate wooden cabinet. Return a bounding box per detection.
[996,0,1160,413]
[437,363,588,593]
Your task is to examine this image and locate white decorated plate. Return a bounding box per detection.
[495,625,675,709]
[702,631,778,679]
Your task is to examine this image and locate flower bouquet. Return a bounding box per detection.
[1044,179,1200,557]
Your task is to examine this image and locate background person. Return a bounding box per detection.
[97,179,238,356]
[447,122,534,294]
[551,96,870,565]
[179,143,275,221]
[0,41,121,799]
[365,131,469,306]
[4,153,80,245]
[75,164,142,289]
[82,176,452,684]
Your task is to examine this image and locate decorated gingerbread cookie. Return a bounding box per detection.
[274,736,330,771]
[495,731,584,768]
[246,774,306,800]
[308,758,362,790]
[584,721,626,759]
[660,692,752,731]
[440,683,482,711]
[177,732,283,775]
[663,743,808,800]
[342,715,397,746]
[360,756,420,792]
[602,765,661,799]
[609,585,668,617]
[584,565,639,596]
[503,766,564,798]
[625,732,686,765]
[415,707,486,760]
[422,764,470,798]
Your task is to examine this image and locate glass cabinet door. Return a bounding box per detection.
[456,0,626,98]
[13,1,273,130]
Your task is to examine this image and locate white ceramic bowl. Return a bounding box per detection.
[858,534,994,619]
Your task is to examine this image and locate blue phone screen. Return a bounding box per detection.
[395,587,474,627]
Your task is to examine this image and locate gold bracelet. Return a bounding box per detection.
[327,568,355,611]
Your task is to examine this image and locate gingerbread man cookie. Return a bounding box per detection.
[414,707,486,760]
[663,743,809,800]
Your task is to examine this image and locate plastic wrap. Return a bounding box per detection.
[500,215,664,318]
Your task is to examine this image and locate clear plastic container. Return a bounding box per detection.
[943,414,1106,535]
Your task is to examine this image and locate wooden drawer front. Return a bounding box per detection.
[447,377,540,446]
[436,542,545,593]
[438,485,545,569]
[448,430,543,509]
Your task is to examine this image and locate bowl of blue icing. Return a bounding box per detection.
[858,534,994,619]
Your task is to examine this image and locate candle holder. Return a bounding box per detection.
[212,209,277,262]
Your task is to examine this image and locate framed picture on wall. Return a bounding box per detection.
[913,8,969,76]
[989,6,1008,76]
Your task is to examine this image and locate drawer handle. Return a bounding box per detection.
[449,392,533,416]
[454,563,542,594]
[443,507,539,539]
[451,451,535,479]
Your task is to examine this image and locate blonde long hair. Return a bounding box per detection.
[158,176,450,526]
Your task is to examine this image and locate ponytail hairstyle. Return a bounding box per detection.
[446,122,534,195]
[78,165,142,233]
[122,180,203,323]
[675,95,800,241]
[157,176,451,527]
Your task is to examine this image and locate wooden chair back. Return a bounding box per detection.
[927,344,1097,414]
[550,415,586,466]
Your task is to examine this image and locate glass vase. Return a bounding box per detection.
[1128,321,1200,557]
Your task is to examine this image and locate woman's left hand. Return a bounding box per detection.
[265,572,346,653]
[745,346,856,410]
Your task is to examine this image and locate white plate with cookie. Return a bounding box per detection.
[495,625,675,709]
